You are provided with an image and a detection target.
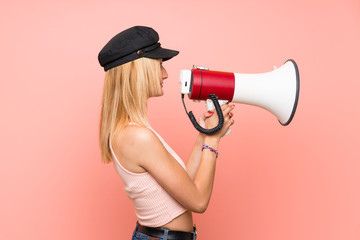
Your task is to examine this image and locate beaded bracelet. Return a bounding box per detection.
[202,145,219,158]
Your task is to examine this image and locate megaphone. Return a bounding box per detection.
[180,59,300,135]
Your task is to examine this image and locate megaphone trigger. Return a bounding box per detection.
[206,99,229,112]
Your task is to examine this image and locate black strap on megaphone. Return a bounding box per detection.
[181,94,224,135]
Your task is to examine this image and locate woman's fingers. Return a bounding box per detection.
[200,111,213,120]
[223,104,235,128]
[200,103,235,132]
[199,111,215,128]
[222,103,235,117]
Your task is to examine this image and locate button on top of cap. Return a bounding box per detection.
[137,50,143,56]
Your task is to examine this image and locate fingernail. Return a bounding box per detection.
[208,111,214,114]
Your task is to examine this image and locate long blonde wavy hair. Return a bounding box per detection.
[99,58,162,163]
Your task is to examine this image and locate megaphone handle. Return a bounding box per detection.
[206,99,228,111]
[206,99,231,136]
[187,94,224,135]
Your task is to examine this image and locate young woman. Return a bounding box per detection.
[98,26,235,240]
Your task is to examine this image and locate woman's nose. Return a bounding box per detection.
[162,66,168,80]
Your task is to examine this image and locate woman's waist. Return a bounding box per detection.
[160,211,193,232]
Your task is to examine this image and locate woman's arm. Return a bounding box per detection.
[185,109,228,179]
[185,133,204,180]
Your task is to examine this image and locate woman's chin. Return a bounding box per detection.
[151,91,164,98]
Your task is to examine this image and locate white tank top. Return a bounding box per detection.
[109,124,187,227]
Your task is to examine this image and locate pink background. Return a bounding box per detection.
[1,0,360,239]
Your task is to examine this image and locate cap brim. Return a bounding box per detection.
[102,46,179,71]
[144,47,179,61]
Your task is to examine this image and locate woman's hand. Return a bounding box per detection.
[199,103,235,140]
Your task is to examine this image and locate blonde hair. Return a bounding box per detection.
[99,58,162,163]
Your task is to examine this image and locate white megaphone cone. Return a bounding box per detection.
[180,59,300,134]
[232,59,299,125]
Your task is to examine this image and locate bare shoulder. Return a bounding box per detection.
[112,125,163,170]
[114,125,159,148]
